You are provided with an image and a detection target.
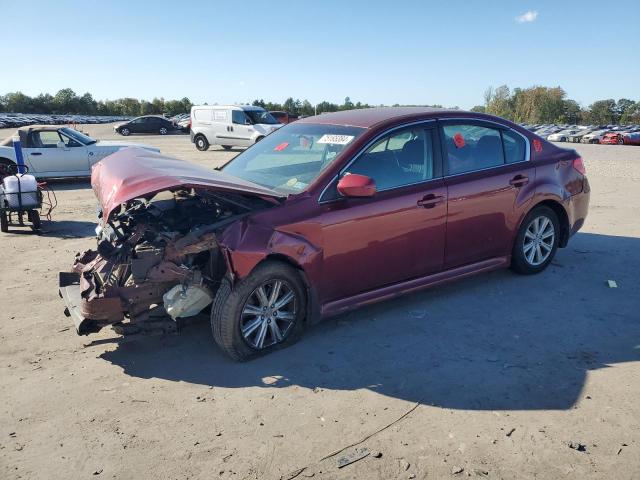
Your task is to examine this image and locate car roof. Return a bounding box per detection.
[296,107,461,129]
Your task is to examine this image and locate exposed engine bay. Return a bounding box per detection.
[59,187,273,335]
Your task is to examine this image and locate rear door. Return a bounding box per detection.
[440,120,535,269]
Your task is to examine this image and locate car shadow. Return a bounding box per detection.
[41,178,92,191]
[100,232,640,411]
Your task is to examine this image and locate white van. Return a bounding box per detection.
[190,105,283,151]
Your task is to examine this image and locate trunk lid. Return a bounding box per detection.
[92,147,284,220]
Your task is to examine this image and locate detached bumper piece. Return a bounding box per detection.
[59,272,102,335]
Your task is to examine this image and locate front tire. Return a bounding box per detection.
[511,206,560,275]
[211,261,307,361]
[0,212,8,233]
[618,137,624,145]
[194,135,209,151]
[120,127,130,136]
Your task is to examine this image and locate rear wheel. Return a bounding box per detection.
[28,210,41,231]
[194,135,209,151]
[511,206,560,275]
[222,145,232,150]
[159,127,168,135]
[211,261,306,361]
[120,127,130,136]
[618,137,624,145]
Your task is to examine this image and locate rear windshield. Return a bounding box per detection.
[222,123,365,194]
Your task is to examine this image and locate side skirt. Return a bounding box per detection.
[321,256,510,317]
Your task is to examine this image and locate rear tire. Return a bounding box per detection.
[211,261,307,361]
[222,145,232,150]
[159,127,168,135]
[28,210,41,231]
[511,206,560,275]
[194,135,209,151]
[618,137,624,145]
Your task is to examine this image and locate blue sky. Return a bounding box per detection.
[1,0,638,109]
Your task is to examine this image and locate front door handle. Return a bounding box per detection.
[31,152,42,156]
[509,174,529,187]
[417,194,444,209]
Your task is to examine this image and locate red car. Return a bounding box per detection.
[59,108,590,360]
[600,133,625,145]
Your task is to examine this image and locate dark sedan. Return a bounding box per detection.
[60,108,590,360]
[114,115,176,136]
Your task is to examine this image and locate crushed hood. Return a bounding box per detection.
[92,147,284,220]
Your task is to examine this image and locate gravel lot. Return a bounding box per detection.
[1,124,639,479]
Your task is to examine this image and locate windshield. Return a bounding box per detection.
[244,109,279,125]
[60,127,96,145]
[222,123,365,194]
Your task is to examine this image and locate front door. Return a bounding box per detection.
[440,121,535,268]
[25,130,89,176]
[231,110,254,146]
[318,124,447,302]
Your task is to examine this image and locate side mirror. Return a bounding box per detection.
[337,174,376,198]
[245,118,252,125]
[56,141,66,149]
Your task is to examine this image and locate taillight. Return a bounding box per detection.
[573,157,586,175]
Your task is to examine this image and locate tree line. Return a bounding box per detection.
[0,89,192,117]
[2,87,638,125]
[476,85,640,125]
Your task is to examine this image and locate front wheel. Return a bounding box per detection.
[194,135,209,151]
[618,137,624,145]
[511,206,560,275]
[0,212,8,233]
[211,261,306,361]
[120,127,130,136]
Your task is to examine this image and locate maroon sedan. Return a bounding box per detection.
[59,108,590,360]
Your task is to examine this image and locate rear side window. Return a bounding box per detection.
[502,130,526,163]
[443,125,504,175]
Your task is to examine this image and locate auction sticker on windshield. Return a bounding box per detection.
[317,134,355,145]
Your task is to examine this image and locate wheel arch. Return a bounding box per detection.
[522,199,570,248]
[254,253,321,324]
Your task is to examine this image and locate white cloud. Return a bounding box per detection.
[515,10,538,23]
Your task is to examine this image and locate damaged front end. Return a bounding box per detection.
[59,187,271,335]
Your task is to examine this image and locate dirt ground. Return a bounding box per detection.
[1,124,638,480]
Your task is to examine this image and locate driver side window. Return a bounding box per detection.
[60,132,82,147]
[345,128,435,191]
[232,110,248,125]
[32,131,62,148]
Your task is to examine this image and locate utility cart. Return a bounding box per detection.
[0,164,43,233]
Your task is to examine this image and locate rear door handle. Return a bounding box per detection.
[417,194,444,209]
[31,152,42,156]
[509,175,529,187]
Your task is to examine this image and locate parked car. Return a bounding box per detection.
[622,132,640,145]
[547,129,583,142]
[190,105,283,151]
[59,108,590,360]
[269,111,299,124]
[581,129,610,144]
[600,132,625,145]
[0,126,160,178]
[114,116,176,136]
[566,129,595,143]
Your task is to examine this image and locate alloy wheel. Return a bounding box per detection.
[523,215,555,266]
[240,279,297,350]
